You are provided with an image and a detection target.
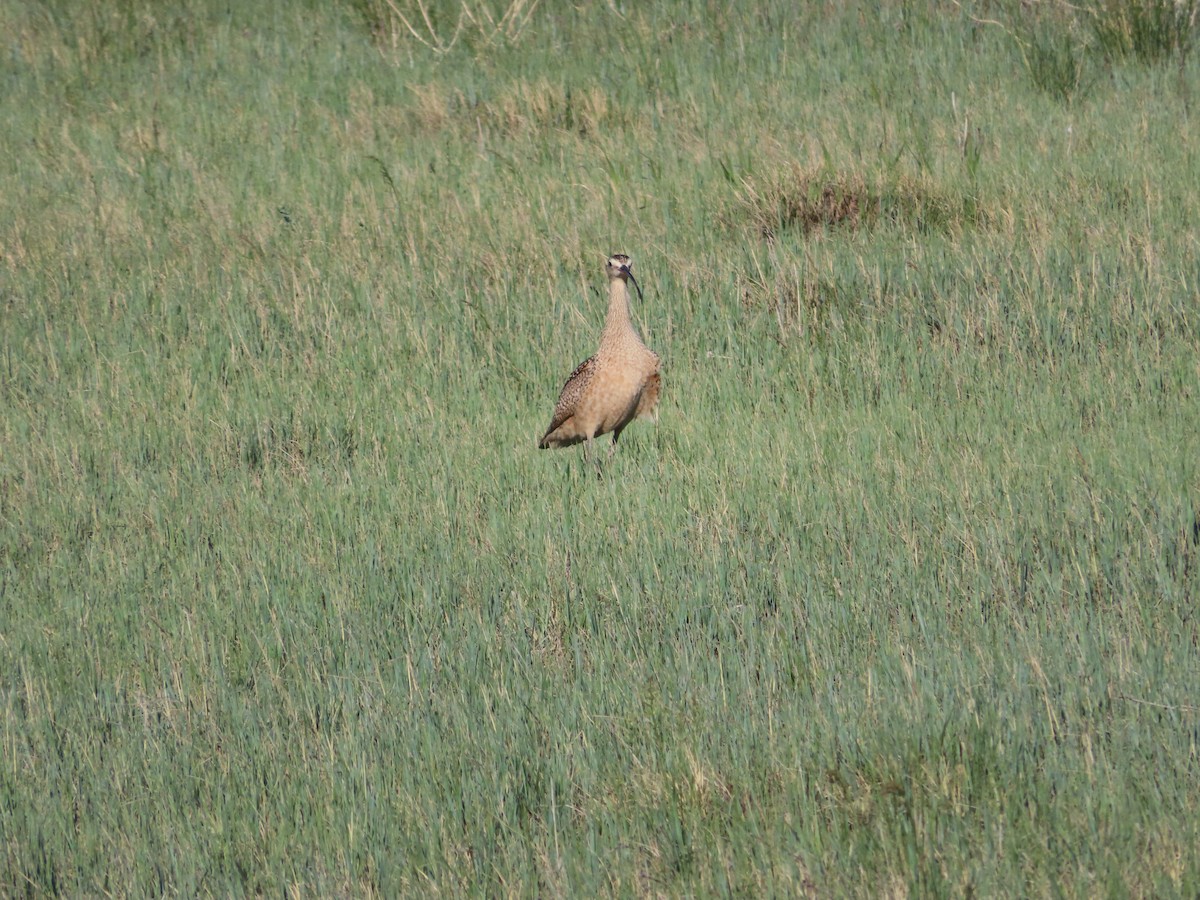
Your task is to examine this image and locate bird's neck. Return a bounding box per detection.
[601,278,636,345]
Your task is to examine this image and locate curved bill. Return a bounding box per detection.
[625,269,644,302]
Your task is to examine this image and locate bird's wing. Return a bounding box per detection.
[544,356,595,436]
[635,371,661,421]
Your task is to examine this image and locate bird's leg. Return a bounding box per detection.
[584,435,604,478]
[608,425,627,459]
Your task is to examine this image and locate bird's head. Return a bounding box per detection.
[605,253,643,300]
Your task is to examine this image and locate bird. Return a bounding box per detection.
[538,254,661,459]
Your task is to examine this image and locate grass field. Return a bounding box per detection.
[2,0,1199,894]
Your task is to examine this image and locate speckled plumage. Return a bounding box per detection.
[538,255,661,456]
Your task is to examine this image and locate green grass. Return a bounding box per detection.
[2,0,1199,894]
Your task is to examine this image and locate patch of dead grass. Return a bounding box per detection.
[733,163,982,241]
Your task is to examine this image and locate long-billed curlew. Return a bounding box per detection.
[538,254,661,458]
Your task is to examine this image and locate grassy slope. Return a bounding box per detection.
[2,1,1199,895]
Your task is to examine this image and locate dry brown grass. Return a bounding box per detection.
[733,163,980,241]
